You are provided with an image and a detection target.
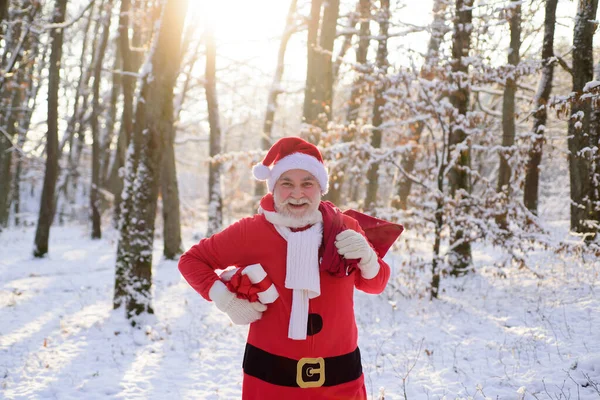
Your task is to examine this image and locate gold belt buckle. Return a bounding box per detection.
[296,357,325,388]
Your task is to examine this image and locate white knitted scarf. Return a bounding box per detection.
[260,208,322,340]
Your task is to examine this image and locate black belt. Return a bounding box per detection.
[242,343,362,388]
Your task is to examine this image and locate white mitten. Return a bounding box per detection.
[335,229,380,279]
[209,280,267,325]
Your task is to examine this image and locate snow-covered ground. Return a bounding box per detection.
[1,222,599,399]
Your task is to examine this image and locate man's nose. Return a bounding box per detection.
[291,186,303,197]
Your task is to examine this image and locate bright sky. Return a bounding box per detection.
[186,0,436,82]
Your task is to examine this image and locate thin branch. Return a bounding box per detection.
[0,126,25,155]
[555,55,572,76]
[41,0,95,30]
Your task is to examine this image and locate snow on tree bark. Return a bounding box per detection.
[114,0,187,322]
[567,0,599,237]
[447,0,474,274]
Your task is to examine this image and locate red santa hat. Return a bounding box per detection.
[252,137,329,194]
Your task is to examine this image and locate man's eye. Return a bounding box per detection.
[303,182,313,187]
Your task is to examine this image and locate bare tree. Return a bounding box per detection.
[325,0,370,206]
[496,0,521,229]
[205,27,223,237]
[365,0,390,210]
[567,0,599,237]
[160,119,182,259]
[55,1,97,224]
[590,62,600,232]
[393,0,448,210]
[108,0,140,227]
[302,0,340,141]
[255,0,299,199]
[523,0,558,215]
[90,0,114,239]
[447,0,474,274]
[114,0,187,321]
[0,0,40,228]
[161,26,203,258]
[34,0,68,257]
[100,40,121,189]
[13,22,47,227]
[0,0,8,24]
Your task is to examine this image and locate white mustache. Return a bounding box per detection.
[284,198,310,205]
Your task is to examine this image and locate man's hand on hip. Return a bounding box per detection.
[209,280,267,325]
[335,229,380,279]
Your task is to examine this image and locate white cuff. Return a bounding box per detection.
[209,280,234,310]
[358,250,380,280]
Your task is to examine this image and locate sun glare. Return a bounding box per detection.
[187,0,289,43]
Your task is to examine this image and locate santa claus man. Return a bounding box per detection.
[179,137,395,399]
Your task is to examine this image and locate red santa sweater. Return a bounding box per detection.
[178,212,390,399]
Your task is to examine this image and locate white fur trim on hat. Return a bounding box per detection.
[252,163,271,180]
[267,153,329,194]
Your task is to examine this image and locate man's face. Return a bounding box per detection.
[273,169,321,219]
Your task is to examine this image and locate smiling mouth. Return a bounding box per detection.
[288,203,308,210]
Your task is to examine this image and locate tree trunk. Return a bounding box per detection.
[332,1,361,83]
[255,0,298,199]
[364,0,389,210]
[0,0,8,24]
[53,1,95,224]
[161,123,182,259]
[0,0,38,228]
[325,0,370,207]
[33,0,68,257]
[316,0,339,125]
[393,0,448,210]
[302,0,323,133]
[588,61,600,233]
[524,0,558,215]
[114,0,187,322]
[90,0,114,239]
[14,22,46,227]
[110,0,137,228]
[100,40,121,189]
[447,0,474,274]
[302,0,339,141]
[567,0,599,236]
[496,0,521,229]
[161,28,202,258]
[205,28,223,237]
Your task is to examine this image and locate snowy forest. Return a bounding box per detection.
[1,0,600,398]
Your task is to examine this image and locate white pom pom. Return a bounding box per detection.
[252,163,271,180]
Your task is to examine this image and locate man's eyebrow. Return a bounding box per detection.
[302,176,316,181]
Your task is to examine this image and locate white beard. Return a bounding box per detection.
[268,193,322,228]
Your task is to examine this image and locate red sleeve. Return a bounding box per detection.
[178,216,259,301]
[343,215,391,294]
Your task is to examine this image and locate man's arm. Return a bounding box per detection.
[178,217,257,301]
